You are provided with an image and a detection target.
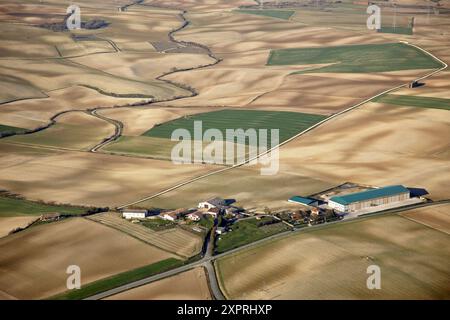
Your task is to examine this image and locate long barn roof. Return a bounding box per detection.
[329,185,409,205]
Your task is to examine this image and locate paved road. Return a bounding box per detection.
[85,200,448,300]
[204,260,226,300]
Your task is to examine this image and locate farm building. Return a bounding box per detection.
[198,197,226,209]
[288,196,318,207]
[161,212,179,221]
[205,207,221,218]
[328,185,410,213]
[122,209,148,219]
[187,211,203,221]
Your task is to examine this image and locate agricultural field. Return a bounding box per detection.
[102,109,326,161]
[143,109,326,144]
[140,166,333,211]
[0,124,26,136]
[4,112,116,151]
[216,213,450,299]
[235,9,295,20]
[268,43,443,73]
[87,212,203,258]
[378,26,413,35]
[141,99,450,211]
[0,142,216,207]
[0,0,449,301]
[105,267,211,300]
[400,203,450,234]
[373,94,450,110]
[0,218,176,299]
[0,216,39,238]
[52,258,183,300]
[0,194,89,217]
[216,217,291,254]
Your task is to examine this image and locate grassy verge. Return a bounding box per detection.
[48,258,183,300]
[0,194,93,217]
[267,43,443,73]
[215,217,291,254]
[0,124,26,137]
[373,94,450,111]
[140,217,176,231]
[378,26,413,35]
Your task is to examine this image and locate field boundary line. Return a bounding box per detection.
[117,42,447,209]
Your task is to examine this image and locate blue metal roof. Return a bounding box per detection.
[288,196,316,205]
[329,185,409,205]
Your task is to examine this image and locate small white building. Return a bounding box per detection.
[187,211,203,221]
[216,227,227,235]
[205,207,221,218]
[161,212,179,221]
[122,209,148,219]
[198,197,225,210]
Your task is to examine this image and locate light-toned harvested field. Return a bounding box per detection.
[4,111,115,151]
[0,142,216,207]
[0,58,184,100]
[149,0,255,11]
[0,1,202,129]
[72,52,216,84]
[155,9,434,113]
[278,102,450,200]
[393,72,450,99]
[216,214,450,299]
[140,165,334,211]
[97,106,212,136]
[87,212,203,258]
[0,218,175,299]
[105,267,211,300]
[0,86,143,130]
[0,216,38,238]
[400,203,450,234]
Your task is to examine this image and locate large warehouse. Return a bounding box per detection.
[328,185,410,213]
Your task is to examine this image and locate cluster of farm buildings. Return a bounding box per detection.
[121,183,426,231]
[122,197,243,223]
[288,184,425,218]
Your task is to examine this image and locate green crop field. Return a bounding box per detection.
[236,9,295,20]
[0,124,26,136]
[267,43,443,73]
[49,258,183,300]
[373,94,450,111]
[0,195,90,217]
[215,217,291,254]
[142,109,326,144]
[378,26,413,35]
